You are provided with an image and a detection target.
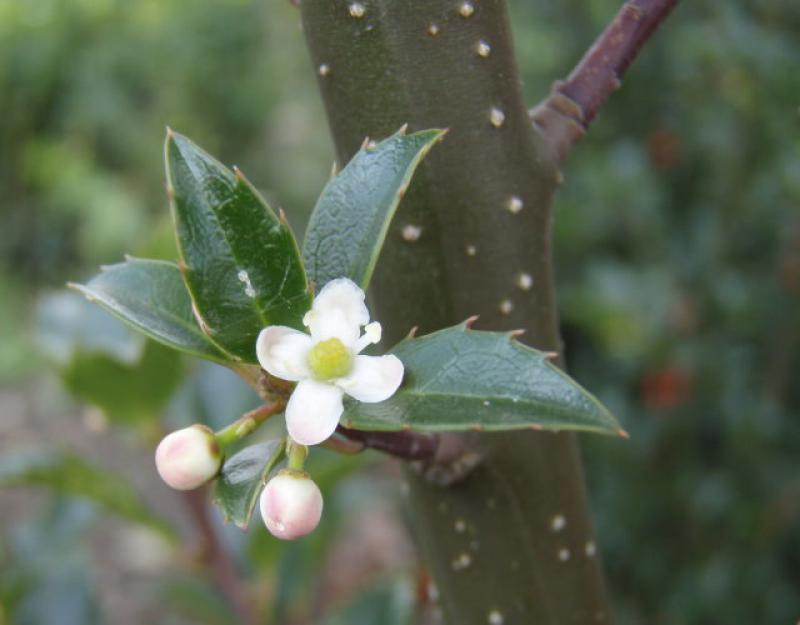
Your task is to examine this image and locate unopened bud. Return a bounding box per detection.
[260,470,323,540]
[155,425,221,490]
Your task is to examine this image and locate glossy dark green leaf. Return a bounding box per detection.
[303,128,444,290]
[69,258,227,363]
[166,131,311,361]
[0,451,177,541]
[343,323,622,436]
[213,439,284,529]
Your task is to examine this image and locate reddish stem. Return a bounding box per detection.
[530,0,680,161]
[335,425,439,461]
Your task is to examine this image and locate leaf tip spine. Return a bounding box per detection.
[617,428,630,440]
[463,315,480,329]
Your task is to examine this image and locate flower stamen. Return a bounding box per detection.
[355,321,382,353]
[308,337,352,381]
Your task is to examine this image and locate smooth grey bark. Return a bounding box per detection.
[300,1,611,622]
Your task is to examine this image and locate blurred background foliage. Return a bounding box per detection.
[0,0,797,623]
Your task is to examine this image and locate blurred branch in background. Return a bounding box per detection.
[180,489,257,625]
[530,0,680,161]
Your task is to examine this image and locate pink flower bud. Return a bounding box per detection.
[260,470,323,540]
[155,425,221,490]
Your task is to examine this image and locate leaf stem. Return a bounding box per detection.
[215,400,285,449]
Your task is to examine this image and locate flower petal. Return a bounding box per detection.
[256,326,313,382]
[306,278,369,346]
[337,354,404,403]
[286,379,344,445]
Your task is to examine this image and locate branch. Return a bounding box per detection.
[334,427,481,486]
[335,425,439,461]
[530,0,680,162]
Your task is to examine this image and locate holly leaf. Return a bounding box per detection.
[166,130,311,362]
[342,323,623,436]
[213,440,285,529]
[69,258,227,363]
[303,127,444,290]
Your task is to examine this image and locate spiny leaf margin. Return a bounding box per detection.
[69,257,228,364]
[165,129,311,362]
[303,126,445,291]
[342,321,623,436]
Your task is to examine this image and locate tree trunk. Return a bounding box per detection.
[299,1,612,622]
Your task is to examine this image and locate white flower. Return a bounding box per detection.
[155,425,221,490]
[256,278,403,446]
[260,470,323,540]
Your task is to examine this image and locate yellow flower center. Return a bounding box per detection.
[308,338,352,381]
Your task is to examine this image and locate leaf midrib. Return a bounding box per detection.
[180,181,273,330]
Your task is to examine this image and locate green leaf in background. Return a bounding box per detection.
[303,127,444,290]
[321,578,414,625]
[12,571,103,625]
[166,130,311,362]
[342,323,622,436]
[160,575,240,625]
[61,339,184,424]
[36,289,187,424]
[36,291,142,365]
[2,499,102,624]
[0,451,177,542]
[213,439,285,529]
[69,258,227,363]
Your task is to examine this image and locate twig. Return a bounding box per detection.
[181,489,257,625]
[335,425,439,461]
[215,400,286,448]
[530,0,680,161]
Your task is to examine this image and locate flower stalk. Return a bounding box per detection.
[215,401,286,450]
[286,440,308,471]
